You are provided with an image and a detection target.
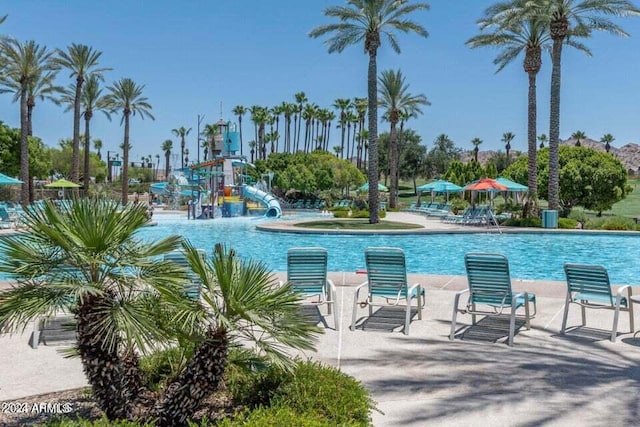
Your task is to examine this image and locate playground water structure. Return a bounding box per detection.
[150,119,281,219]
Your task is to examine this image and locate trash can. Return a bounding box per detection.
[542,210,558,229]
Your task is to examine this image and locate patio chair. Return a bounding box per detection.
[164,249,206,300]
[283,247,338,330]
[450,253,536,346]
[561,263,634,342]
[351,247,423,335]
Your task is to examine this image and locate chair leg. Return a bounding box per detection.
[508,303,517,346]
[524,293,531,330]
[612,296,622,343]
[417,287,423,320]
[450,293,461,341]
[404,299,411,335]
[560,293,571,335]
[628,287,635,334]
[350,289,359,331]
[332,289,339,331]
[471,303,477,325]
[581,304,586,326]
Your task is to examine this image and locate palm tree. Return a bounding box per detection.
[161,139,173,179]
[333,98,352,159]
[502,131,516,165]
[62,75,110,193]
[293,92,307,151]
[0,38,57,205]
[54,44,110,184]
[104,78,155,205]
[530,0,640,210]
[248,140,256,163]
[202,123,218,159]
[378,69,429,209]
[600,133,614,153]
[571,130,586,147]
[538,133,548,149]
[354,97,368,169]
[94,138,103,160]
[471,137,483,163]
[468,1,552,207]
[0,199,185,420]
[310,0,430,223]
[232,105,246,155]
[172,126,192,169]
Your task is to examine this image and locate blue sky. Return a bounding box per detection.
[1,0,639,166]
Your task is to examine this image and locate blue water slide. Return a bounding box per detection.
[242,185,282,218]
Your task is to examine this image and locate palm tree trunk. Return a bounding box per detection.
[238,116,243,156]
[181,138,185,169]
[367,49,379,224]
[77,296,129,420]
[158,327,227,427]
[121,113,130,206]
[19,88,30,206]
[527,70,538,201]
[72,78,83,184]
[389,119,399,209]
[548,38,563,211]
[27,100,34,137]
[84,113,92,194]
[165,152,170,180]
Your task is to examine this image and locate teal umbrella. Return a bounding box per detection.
[495,177,528,192]
[357,182,389,192]
[0,173,23,185]
[416,179,463,193]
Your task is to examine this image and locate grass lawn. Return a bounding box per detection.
[294,219,423,230]
[609,178,640,217]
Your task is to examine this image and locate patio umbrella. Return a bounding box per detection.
[495,177,528,192]
[45,178,80,199]
[0,173,23,185]
[464,178,508,192]
[416,179,463,202]
[357,182,389,192]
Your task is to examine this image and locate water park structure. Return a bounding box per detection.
[150,120,282,219]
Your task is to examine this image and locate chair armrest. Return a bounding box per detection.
[353,281,368,299]
[616,285,631,298]
[326,278,336,292]
[511,292,524,305]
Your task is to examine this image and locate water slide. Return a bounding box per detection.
[242,185,282,218]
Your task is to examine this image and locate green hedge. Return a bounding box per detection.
[503,217,542,227]
[558,218,577,229]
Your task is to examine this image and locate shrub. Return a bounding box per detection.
[45,418,155,426]
[139,345,193,391]
[269,361,375,426]
[333,210,349,218]
[503,217,542,227]
[601,216,636,230]
[449,198,469,215]
[558,218,577,229]
[217,406,328,427]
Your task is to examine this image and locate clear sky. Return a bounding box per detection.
[1,0,639,166]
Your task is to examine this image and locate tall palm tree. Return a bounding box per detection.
[378,69,429,209]
[161,139,173,179]
[171,126,192,169]
[528,0,640,210]
[62,75,110,193]
[538,133,548,149]
[248,140,256,163]
[54,44,110,184]
[202,123,218,159]
[354,97,368,169]
[94,138,103,160]
[232,105,246,156]
[471,137,483,163]
[293,91,307,151]
[502,131,516,165]
[333,98,352,159]
[104,78,155,205]
[0,38,57,205]
[310,0,430,223]
[468,1,552,207]
[571,130,586,147]
[600,133,614,153]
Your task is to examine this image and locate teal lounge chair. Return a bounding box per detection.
[562,263,634,342]
[284,247,338,330]
[351,247,423,335]
[450,253,536,346]
[164,250,206,300]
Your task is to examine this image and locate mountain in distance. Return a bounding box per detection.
[460,138,640,174]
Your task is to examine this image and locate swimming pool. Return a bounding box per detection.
[137,214,640,284]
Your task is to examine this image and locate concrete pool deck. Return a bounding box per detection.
[1,210,640,425]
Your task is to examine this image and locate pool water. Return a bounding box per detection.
[136,214,640,284]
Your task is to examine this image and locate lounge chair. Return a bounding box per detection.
[351,247,423,335]
[561,263,634,342]
[450,253,536,346]
[283,247,338,330]
[164,250,206,300]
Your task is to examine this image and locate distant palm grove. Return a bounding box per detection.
[1,0,639,222]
